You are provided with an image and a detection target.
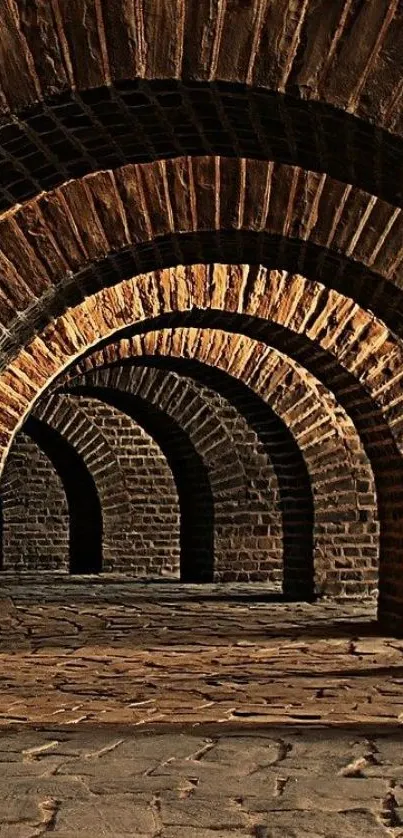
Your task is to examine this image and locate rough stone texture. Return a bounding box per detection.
[0,582,401,728]
[0,158,402,361]
[0,3,402,211]
[4,0,402,117]
[0,726,402,838]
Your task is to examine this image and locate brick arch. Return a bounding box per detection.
[1,415,103,574]
[1,159,403,365]
[2,265,403,623]
[0,84,402,213]
[65,342,379,600]
[64,365,298,592]
[0,429,69,572]
[33,392,132,539]
[65,385,215,582]
[0,3,402,207]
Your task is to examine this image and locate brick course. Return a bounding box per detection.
[68,349,379,598]
[1,433,69,571]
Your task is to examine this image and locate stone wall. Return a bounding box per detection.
[75,397,181,578]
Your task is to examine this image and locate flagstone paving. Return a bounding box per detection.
[0,579,401,728]
[0,579,403,835]
[0,727,403,837]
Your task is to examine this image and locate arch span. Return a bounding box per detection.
[0,0,402,209]
[65,385,215,583]
[62,364,312,598]
[0,159,402,365]
[64,338,380,600]
[1,264,402,625]
[0,83,401,211]
[22,415,103,574]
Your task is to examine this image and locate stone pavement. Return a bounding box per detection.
[1,727,403,837]
[1,579,403,836]
[0,579,402,727]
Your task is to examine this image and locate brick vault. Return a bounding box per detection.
[0,0,402,631]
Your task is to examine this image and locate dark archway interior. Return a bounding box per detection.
[66,385,215,583]
[1,81,402,212]
[24,415,103,575]
[65,355,315,600]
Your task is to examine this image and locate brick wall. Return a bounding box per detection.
[75,397,181,578]
[0,375,283,584]
[1,433,69,571]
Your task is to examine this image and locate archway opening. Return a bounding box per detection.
[64,386,215,583]
[24,416,103,575]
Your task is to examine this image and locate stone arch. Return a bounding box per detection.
[0,428,69,573]
[2,265,403,623]
[33,392,132,555]
[63,366,289,589]
[54,394,182,578]
[0,159,403,364]
[64,341,379,599]
[35,371,280,583]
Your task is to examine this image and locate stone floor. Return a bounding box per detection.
[2,726,403,837]
[0,578,402,835]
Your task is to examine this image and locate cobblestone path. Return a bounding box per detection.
[1,727,403,837]
[0,580,401,727]
[0,580,403,835]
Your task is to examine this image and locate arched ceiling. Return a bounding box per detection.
[0,1,402,626]
[0,2,401,210]
[2,263,403,448]
[1,0,401,114]
[0,157,402,367]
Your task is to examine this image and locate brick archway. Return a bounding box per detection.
[64,365,310,595]
[66,345,378,599]
[69,385,215,583]
[2,265,402,623]
[0,427,69,573]
[34,392,132,527]
[1,415,103,574]
[0,159,403,366]
[0,3,402,209]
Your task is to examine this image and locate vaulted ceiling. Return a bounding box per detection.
[0,0,402,626]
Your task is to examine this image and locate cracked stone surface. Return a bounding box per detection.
[0,727,402,837]
[0,580,402,728]
[1,581,403,835]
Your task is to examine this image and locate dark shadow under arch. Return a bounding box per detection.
[64,357,315,601]
[1,81,402,211]
[24,415,103,575]
[65,386,215,583]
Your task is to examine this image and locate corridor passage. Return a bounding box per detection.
[1,0,403,834]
